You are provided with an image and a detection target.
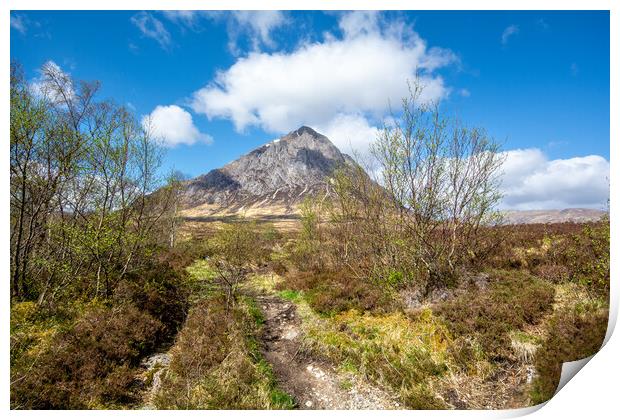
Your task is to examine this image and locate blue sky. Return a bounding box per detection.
[10,10,610,209]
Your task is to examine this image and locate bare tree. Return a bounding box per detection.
[10,61,180,304]
[371,81,504,291]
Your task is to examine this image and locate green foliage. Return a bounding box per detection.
[206,220,278,306]
[278,289,302,302]
[386,269,405,287]
[291,197,324,271]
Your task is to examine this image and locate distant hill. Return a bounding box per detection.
[180,126,357,219]
[501,208,607,225]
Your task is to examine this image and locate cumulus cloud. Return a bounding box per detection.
[499,148,609,210]
[191,11,455,142]
[142,105,212,147]
[316,114,381,156]
[501,24,519,45]
[131,12,172,50]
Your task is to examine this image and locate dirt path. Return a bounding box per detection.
[138,353,171,409]
[256,295,400,409]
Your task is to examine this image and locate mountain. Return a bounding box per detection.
[179,126,607,225]
[180,126,356,219]
[502,208,607,225]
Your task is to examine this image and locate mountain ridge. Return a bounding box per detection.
[180,126,355,218]
[501,208,606,225]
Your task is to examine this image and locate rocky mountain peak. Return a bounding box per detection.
[180,126,355,215]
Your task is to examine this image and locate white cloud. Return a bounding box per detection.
[162,10,201,29]
[499,148,609,210]
[191,11,455,136]
[131,12,172,50]
[162,11,287,53]
[10,14,27,34]
[142,105,212,147]
[501,24,519,45]
[230,11,287,50]
[317,114,380,156]
[338,10,379,38]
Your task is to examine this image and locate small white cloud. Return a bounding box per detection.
[499,148,609,210]
[501,24,519,45]
[142,105,212,147]
[131,12,172,51]
[191,11,454,134]
[458,88,471,97]
[10,13,27,34]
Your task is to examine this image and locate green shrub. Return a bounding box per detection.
[565,221,609,298]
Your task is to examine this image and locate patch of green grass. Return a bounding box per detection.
[242,296,265,326]
[339,359,359,374]
[186,259,217,280]
[339,378,353,391]
[247,273,281,294]
[278,289,302,302]
[184,259,219,302]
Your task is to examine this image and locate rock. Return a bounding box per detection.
[142,353,171,370]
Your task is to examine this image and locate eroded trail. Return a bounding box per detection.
[256,295,399,410]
